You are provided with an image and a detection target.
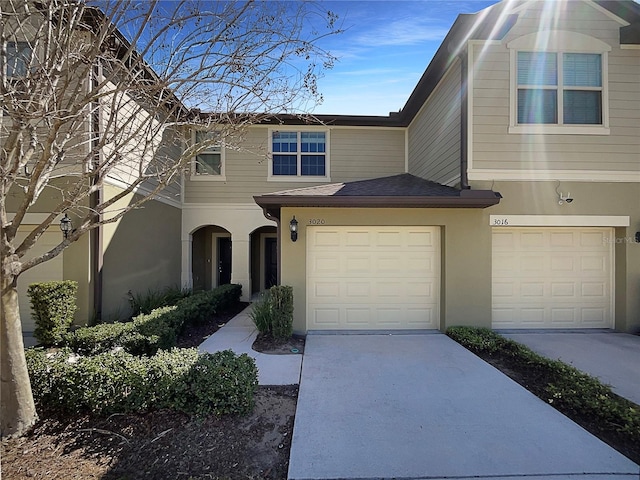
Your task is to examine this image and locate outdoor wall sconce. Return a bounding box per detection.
[60,213,73,239]
[290,216,298,242]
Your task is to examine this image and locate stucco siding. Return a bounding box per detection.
[408,59,462,184]
[102,185,182,320]
[470,1,640,175]
[184,126,406,204]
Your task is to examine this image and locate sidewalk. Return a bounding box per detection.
[198,305,302,385]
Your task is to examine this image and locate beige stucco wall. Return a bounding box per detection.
[101,185,182,320]
[472,180,640,332]
[279,206,493,333]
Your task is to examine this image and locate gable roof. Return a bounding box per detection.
[254,174,501,218]
[261,0,639,128]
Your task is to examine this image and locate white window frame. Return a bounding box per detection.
[507,31,611,135]
[190,130,226,182]
[267,127,331,182]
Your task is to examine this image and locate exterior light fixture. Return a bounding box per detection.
[289,216,298,242]
[60,213,73,239]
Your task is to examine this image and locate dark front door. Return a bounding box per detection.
[265,237,278,289]
[217,237,232,285]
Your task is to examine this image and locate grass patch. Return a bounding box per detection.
[446,326,640,463]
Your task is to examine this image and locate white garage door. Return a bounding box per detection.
[492,227,613,329]
[16,228,64,332]
[307,226,440,330]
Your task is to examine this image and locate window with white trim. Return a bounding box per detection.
[516,51,603,125]
[6,41,32,77]
[269,129,329,180]
[507,30,611,135]
[192,130,225,180]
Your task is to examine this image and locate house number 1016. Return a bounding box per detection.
[309,219,326,225]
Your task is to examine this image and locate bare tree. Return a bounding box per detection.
[0,0,338,438]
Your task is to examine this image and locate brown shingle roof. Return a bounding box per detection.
[254,174,501,214]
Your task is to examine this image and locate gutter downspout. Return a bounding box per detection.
[259,206,281,286]
[459,50,470,190]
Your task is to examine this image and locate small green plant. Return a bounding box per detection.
[249,285,293,339]
[128,285,192,316]
[28,281,78,346]
[249,292,272,334]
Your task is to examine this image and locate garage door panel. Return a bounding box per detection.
[492,227,612,329]
[308,226,440,330]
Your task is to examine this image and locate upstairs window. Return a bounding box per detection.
[192,131,225,180]
[6,41,32,77]
[517,52,602,125]
[270,130,329,180]
[507,30,610,135]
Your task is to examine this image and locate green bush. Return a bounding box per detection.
[128,285,192,316]
[26,347,257,416]
[60,284,242,355]
[249,285,293,339]
[28,281,78,346]
[446,326,640,437]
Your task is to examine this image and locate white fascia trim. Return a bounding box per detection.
[468,169,640,182]
[489,214,630,227]
[467,41,475,175]
[189,174,227,182]
[104,177,182,209]
[404,129,409,173]
[620,45,640,50]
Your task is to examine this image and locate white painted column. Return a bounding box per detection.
[181,235,193,289]
[231,234,251,302]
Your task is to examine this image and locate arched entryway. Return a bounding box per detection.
[191,225,232,291]
[250,226,278,296]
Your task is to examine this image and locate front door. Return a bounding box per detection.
[265,237,278,289]
[217,237,232,285]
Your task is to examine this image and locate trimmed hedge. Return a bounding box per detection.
[446,326,640,438]
[28,281,78,346]
[61,284,242,355]
[26,347,258,416]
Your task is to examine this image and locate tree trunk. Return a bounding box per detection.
[1,273,37,438]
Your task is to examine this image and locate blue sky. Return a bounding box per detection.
[311,0,500,116]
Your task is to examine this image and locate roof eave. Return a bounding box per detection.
[254,191,500,210]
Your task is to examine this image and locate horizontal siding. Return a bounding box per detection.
[471,1,640,175]
[184,126,406,204]
[408,59,461,184]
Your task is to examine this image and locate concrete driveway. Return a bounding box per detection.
[503,332,640,406]
[288,333,638,480]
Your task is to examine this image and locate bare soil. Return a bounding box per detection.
[476,351,640,465]
[252,333,305,355]
[1,303,299,480]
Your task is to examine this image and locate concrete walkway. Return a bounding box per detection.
[503,331,640,405]
[288,333,639,480]
[198,305,302,385]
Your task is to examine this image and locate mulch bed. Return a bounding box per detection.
[175,302,250,348]
[476,351,640,465]
[2,302,301,480]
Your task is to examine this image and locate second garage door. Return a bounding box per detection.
[492,227,613,329]
[307,226,440,330]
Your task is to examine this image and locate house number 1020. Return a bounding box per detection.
[309,219,326,225]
